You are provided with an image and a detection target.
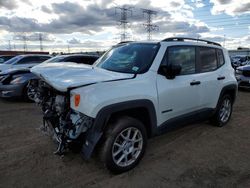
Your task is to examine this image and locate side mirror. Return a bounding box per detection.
[159,64,182,79]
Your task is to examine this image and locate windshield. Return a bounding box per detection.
[95,43,160,74]
[4,56,22,64]
[42,56,66,63]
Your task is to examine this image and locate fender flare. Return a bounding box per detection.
[218,84,238,104]
[81,99,157,159]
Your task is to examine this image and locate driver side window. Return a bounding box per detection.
[165,46,196,75]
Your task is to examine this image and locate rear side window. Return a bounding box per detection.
[17,57,40,64]
[66,57,83,64]
[217,49,225,67]
[66,56,98,64]
[17,56,50,64]
[39,56,51,62]
[83,57,98,65]
[199,47,217,72]
[167,46,196,75]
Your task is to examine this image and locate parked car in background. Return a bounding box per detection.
[0,68,38,100]
[235,65,250,89]
[231,55,250,69]
[0,54,99,100]
[0,54,51,72]
[0,55,16,64]
[38,54,99,65]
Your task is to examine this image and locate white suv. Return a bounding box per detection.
[31,38,237,173]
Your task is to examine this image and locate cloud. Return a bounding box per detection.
[154,21,209,35]
[210,0,250,15]
[216,0,232,4]
[41,5,52,14]
[13,33,55,42]
[67,37,81,44]
[0,0,17,10]
[0,0,31,10]
[191,0,205,8]
[0,16,41,32]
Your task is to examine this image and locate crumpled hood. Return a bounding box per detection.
[31,62,134,92]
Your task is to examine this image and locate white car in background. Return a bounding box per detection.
[0,54,51,72]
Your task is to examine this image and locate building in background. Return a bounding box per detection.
[0,50,49,55]
[229,48,250,56]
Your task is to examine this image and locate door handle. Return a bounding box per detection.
[190,81,201,86]
[217,76,225,80]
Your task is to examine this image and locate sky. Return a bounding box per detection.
[0,0,249,52]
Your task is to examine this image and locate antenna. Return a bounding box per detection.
[142,8,159,41]
[115,6,133,42]
[39,33,43,51]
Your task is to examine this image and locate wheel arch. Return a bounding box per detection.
[81,99,157,159]
[218,84,238,104]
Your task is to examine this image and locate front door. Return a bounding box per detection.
[157,46,201,125]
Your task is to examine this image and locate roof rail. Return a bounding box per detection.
[117,41,134,45]
[162,37,221,47]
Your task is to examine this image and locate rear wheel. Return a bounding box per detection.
[211,95,233,127]
[100,116,147,174]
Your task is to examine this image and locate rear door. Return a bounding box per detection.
[195,47,225,109]
[156,46,202,125]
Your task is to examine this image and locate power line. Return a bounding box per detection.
[115,6,133,42]
[142,8,159,41]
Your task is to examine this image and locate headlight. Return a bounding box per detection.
[0,75,7,82]
[235,69,243,75]
[10,75,25,84]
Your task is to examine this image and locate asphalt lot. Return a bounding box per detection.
[0,91,250,188]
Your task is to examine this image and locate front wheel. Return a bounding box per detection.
[211,95,233,127]
[100,116,147,174]
[24,82,36,102]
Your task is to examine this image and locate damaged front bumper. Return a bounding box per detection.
[42,109,97,157]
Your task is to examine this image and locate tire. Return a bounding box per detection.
[100,116,147,174]
[210,94,233,127]
[23,82,35,102]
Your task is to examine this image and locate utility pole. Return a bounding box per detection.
[142,9,159,41]
[39,33,43,51]
[67,44,70,54]
[115,6,133,42]
[23,34,27,51]
[8,40,11,50]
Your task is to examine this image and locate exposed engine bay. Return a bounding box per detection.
[29,79,93,155]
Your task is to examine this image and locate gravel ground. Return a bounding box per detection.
[0,91,249,188]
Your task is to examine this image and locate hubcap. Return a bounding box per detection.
[26,84,36,101]
[112,127,143,167]
[219,98,232,123]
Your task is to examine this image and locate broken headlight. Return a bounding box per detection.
[69,110,94,139]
